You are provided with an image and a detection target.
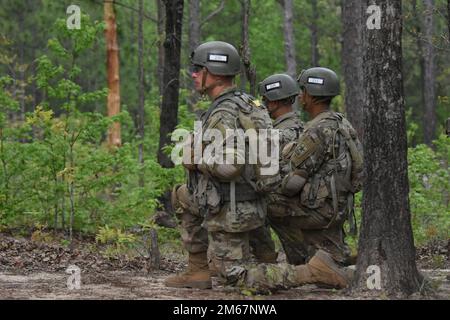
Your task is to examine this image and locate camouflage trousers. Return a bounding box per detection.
[250,199,352,266]
[172,184,297,291]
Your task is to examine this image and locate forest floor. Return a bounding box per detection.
[0,232,449,300]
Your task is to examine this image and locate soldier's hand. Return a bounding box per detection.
[182,133,197,171]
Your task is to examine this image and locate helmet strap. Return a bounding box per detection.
[268,103,283,117]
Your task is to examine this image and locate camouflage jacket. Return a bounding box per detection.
[189,87,273,233]
[273,111,304,177]
[273,111,304,151]
[282,110,363,228]
[265,112,304,216]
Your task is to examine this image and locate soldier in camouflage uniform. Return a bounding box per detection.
[165,43,352,292]
[165,41,273,289]
[249,74,306,264]
[278,67,364,266]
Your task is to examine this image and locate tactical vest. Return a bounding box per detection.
[191,90,274,217]
[290,111,363,234]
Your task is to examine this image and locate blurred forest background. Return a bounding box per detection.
[0,0,448,258]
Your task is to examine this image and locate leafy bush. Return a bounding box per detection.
[346,134,449,251]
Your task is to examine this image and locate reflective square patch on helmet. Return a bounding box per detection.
[265,81,281,91]
[307,77,324,85]
[207,53,229,63]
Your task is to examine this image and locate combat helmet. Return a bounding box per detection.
[259,73,300,101]
[191,41,241,76]
[297,67,340,97]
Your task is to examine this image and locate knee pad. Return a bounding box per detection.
[176,184,192,208]
[172,184,191,214]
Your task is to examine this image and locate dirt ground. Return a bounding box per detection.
[0,233,449,300]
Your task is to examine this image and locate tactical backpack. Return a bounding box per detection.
[325,113,363,235]
[288,112,363,235]
[201,90,278,215]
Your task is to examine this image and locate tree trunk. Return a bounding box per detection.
[279,0,297,78]
[187,0,201,110]
[352,0,424,296]
[158,0,184,168]
[310,0,320,66]
[188,0,201,55]
[104,0,121,148]
[156,0,165,98]
[241,0,256,96]
[448,0,450,42]
[138,0,145,187]
[422,0,437,146]
[411,0,425,147]
[341,0,364,139]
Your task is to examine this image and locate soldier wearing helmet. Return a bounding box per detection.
[277,67,364,266]
[165,41,274,289]
[165,45,354,292]
[249,74,304,264]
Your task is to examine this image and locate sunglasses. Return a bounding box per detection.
[190,64,204,73]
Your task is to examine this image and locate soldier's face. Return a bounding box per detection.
[266,100,281,119]
[191,66,206,91]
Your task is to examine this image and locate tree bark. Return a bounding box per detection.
[241,0,256,96]
[158,0,184,168]
[341,0,364,139]
[410,0,425,147]
[448,0,450,42]
[310,0,320,66]
[138,0,145,186]
[104,0,121,148]
[187,0,201,110]
[279,0,297,78]
[352,0,424,296]
[422,0,437,146]
[156,0,165,98]
[188,0,201,55]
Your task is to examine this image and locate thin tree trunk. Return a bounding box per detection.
[448,0,450,42]
[138,0,145,187]
[61,170,66,232]
[157,0,165,98]
[341,0,364,139]
[150,228,160,269]
[352,0,424,296]
[18,10,26,124]
[188,0,201,56]
[53,176,58,232]
[158,0,184,168]
[68,141,75,243]
[241,0,256,96]
[104,0,121,148]
[411,0,425,147]
[187,0,201,110]
[279,0,297,78]
[310,0,320,67]
[422,0,437,146]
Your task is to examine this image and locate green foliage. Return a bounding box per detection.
[95,225,137,258]
[346,135,449,252]
[0,15,185,238]
[0,0,448,253]
[408,135,449,245]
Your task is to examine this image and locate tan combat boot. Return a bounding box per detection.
[165,251,212,289]
[295,249,351,289]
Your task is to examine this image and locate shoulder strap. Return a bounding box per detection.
[201,91,236,122]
